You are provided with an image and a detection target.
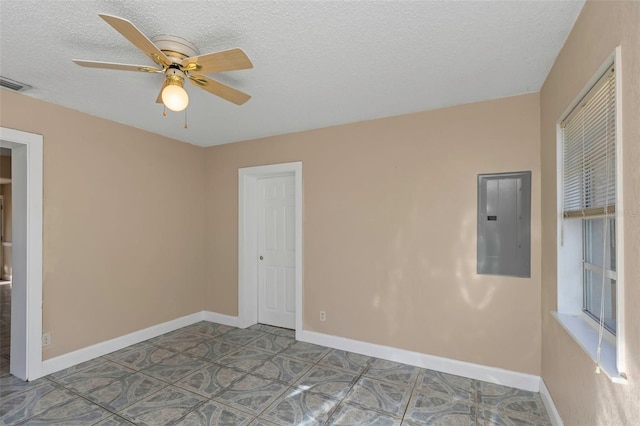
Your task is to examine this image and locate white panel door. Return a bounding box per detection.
[257,175,295,328]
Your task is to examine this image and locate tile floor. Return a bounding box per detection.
[0,321,552,425]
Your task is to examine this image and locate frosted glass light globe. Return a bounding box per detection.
[162,84,189,112]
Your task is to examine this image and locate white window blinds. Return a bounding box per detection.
[562,67,616,218]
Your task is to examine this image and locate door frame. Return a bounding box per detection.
[238,162,302,337]
[0,127,43,380]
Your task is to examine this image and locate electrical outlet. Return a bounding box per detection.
[42,332,51,347]
[319,311,326,321]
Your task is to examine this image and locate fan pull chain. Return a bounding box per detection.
[184,108,188,129]
[163,105,167,116]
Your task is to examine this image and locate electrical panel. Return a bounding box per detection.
[477,171,531,278]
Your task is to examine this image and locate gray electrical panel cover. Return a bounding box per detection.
[477,171,531,278]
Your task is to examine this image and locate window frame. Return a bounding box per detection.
[553,47,626,383]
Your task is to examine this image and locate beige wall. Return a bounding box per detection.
[0,89,207,359]
[205,93,542,374]
[540,1,640,424]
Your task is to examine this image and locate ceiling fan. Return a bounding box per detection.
[73,14,253,112]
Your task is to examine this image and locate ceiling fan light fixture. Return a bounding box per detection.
[73,15,253,109]
[162,75,189,112]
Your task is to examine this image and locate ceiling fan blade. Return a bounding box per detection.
[73,60,163,73]
[182,48,253,74]
[156,79,168,103]
[98,14,171,67]
[188,74,251,105]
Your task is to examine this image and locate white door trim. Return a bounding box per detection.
[0,127,43,380]
[238,162,302,338]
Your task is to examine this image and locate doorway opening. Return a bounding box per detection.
[0,150,13,374]
[0,127,43,381]
[238,162,302,338]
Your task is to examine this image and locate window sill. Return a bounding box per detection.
[552,312,627,384]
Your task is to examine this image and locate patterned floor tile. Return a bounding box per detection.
[148,332,210,353]
[252,355,314,384]
[107,343,176,370]
[326,402,401,425]
[248,324,295,338]
[0,375,49,399]
[415,369,475,402]
[179,399,254,426]
[94,415,136,425]
[217,329,267,346]
[343,377,411,418]
[364,358,420,387]
[476,381,550,422]
[320,349,373,374]
[213,373,289,416]
[103,341,150,361]
[84,372,167,412]
[13,397,112,425]
[294,365,358,399]
[146,329,191,343]
[55,360,135,394]
[47,357,105,381]
[247,324,278,333]
[403,389,476,425]
[216,347,274,373]
[245,334,294,354]
[249,419,280,426]
[0,324,553,426]
[140,353,209,384]
[185,338,241,361]
[280,341,331,363]
[477,408,552,425]
[0,382,75,424]
[181,321,236,338]
[259,388,340,426]
[119,386,205,426]
[175,364,246,398]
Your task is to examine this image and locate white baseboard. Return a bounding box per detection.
[299,330,541,392]
[540,378,564,426]
[40,312,203,377]
[202,311,240,328]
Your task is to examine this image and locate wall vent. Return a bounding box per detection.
[0,76,31,92]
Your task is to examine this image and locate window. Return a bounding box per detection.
[562,65,617,334]
[583,217,616,333]
[555,50,626,383]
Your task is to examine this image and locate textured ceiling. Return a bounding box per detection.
[0,0,584,147]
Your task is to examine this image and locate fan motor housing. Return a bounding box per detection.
[151,35,200,62]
